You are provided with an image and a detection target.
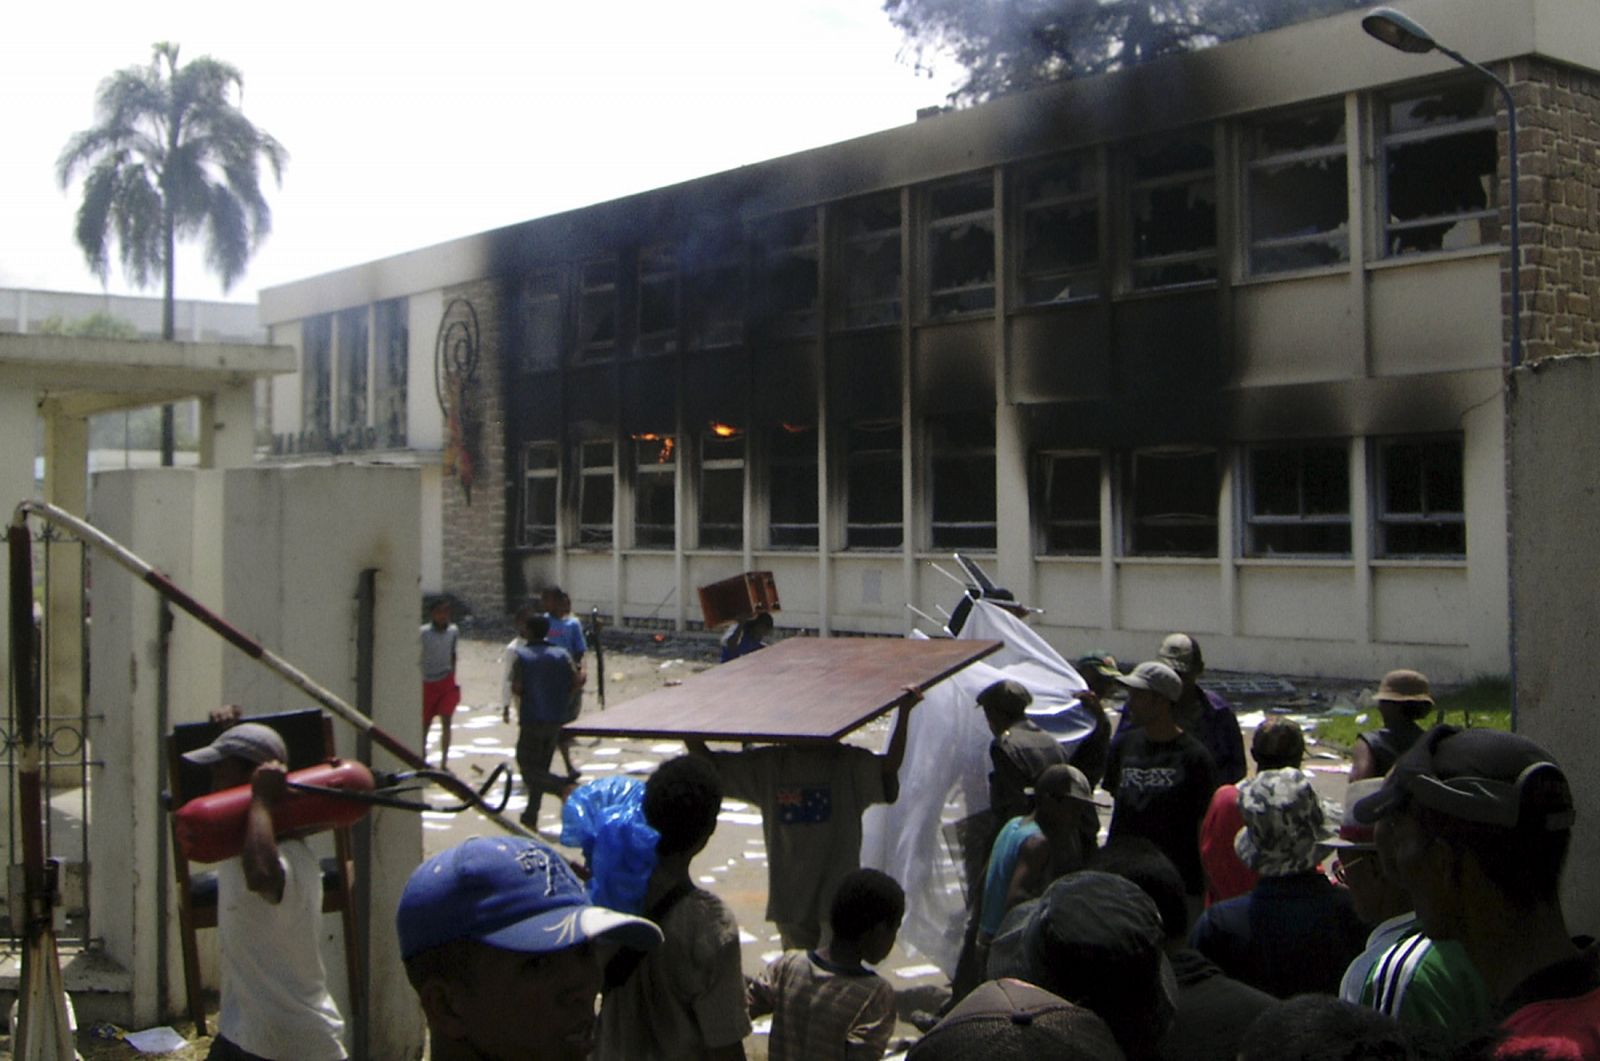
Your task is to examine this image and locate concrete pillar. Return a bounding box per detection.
[89,470,197,1027]
[199,382,258,469]
[40,406,89,811]
[1508,353,1600,940]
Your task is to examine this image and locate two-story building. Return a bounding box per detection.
[258,0,1600,680]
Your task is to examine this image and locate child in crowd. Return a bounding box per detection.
[750,868,905,1061]
[419,597,458,768]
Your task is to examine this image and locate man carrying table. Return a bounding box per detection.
[689,688,919,951]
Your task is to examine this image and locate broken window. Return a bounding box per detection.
[637,245,679,355]
[1127,129,1217,289]
[632,434,676,549]
[929,414,996,550]
[577,440,614,547]
[1246,102,1349,274]
[1381,81,1498,257]
[520,272,563,370]
[698,428,745,549]
[1245,443,1351,556]
[1037,452,1102,555]
[301,314,332,444]
[522,442,559,549]
[926,175,995,317]
[1017,152,1100,306]
[753,210,820,336]
[688,237,743,348]
[578,259,617,362]
[336,307,368,438]
[846,421,902,549]
[1376,436,1464,557]
[1126,447,1219,556]
[835,192,901,329]
[768,425,818,548]
[373,298,408,448]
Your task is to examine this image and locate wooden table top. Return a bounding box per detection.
[564,636,1000,743]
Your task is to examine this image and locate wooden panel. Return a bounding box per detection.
[565,636,999,743]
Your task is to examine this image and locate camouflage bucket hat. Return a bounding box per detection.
[1234,767,1327,877]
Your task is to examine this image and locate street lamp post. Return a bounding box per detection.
[1362,7,1522,368]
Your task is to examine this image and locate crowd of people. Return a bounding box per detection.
[183,606,1596,1060]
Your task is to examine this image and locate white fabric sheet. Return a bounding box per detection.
[861,600,1093,976]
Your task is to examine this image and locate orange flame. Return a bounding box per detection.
[709,421,740,438]
[632,432,677,463]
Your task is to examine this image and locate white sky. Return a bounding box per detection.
[2,0,962,305]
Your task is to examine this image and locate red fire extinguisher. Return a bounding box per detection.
[176,759,375,863]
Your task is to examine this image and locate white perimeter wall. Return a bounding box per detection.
[89,464,425,1054]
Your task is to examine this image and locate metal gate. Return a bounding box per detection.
[4,525,95,948]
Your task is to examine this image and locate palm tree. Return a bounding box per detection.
[57,41,287,463]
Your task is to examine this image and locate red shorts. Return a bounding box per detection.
[423,675,460,723]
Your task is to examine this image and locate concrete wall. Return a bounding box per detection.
[1509,352,1600,939]
[88,465,425,1055]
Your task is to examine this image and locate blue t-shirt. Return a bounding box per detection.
[980,816,1042,937]
[516,641,575,725]
[546,614,587,660]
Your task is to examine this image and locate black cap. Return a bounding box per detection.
[1352,725,1573,831]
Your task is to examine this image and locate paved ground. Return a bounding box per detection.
[428,632,1362,1058]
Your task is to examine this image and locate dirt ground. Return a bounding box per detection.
[36,628,1358,1059]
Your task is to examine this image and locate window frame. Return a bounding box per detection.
[373,298,408,449]
[1243,100,1351,276]
[927,414,997,552]
[519,271,565,372]
[843,420,903,551]
[575,439,615,548]
[1036,450,1103,557]
[1242,442,1353,558]
[636,245,679,355]
[923,174,996,319]
[833,192,902,330]
[1015,150,1102,308]
[576,258,618,363]
[1123,128,1219,291]
[301,314,333,445]
[1376,79,1499,259]
[335,307,369,440]
[1373,434,1466,559]
[631,434,677,550]
[1123,447,1221,558]
[766,425,819,549]
[520,441,560,550]
[753,210,820,337]
[697,429,745,551]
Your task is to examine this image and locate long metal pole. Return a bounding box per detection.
[11,500,534,839]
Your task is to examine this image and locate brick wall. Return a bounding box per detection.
[1511,59,1600,362]
[439,278,513,624]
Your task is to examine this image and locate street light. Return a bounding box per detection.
[1362,7,1522,368]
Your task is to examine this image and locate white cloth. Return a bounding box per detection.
[1340,911,1417,1003]
[860,600,1093,976]
[500,635,527,707]
[217,838,347,1059]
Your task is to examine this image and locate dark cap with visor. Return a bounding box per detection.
[1352,725,1574,832]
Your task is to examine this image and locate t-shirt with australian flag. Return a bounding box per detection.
[708,744,887,930]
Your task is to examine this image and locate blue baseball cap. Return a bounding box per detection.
[397,836,663,961]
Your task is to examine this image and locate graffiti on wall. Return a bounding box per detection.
[434,298,481,502]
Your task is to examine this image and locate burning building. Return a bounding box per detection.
[257,0,1600,680]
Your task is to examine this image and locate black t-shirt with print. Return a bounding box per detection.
[1104,730,1219,895]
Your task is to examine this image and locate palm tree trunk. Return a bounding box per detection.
[160,187,176,466]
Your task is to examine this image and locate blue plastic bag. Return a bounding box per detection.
[560,774,659,914]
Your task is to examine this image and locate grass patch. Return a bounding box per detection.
[1310,676,1511,752]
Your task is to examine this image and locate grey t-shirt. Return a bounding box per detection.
[419,623,457,682]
